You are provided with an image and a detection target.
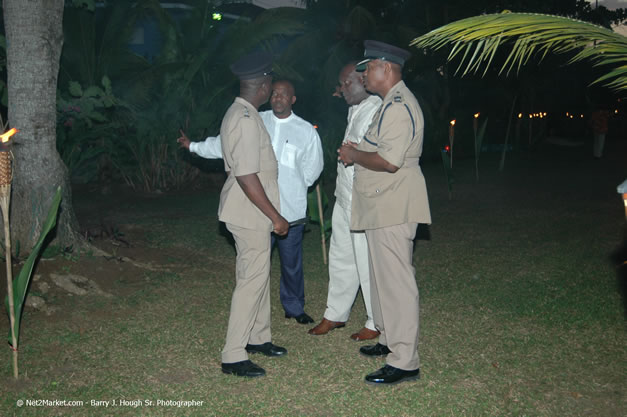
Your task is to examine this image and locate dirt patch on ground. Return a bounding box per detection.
[0,182,221,331]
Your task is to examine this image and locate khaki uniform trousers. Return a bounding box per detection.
[222,224,272,364]
[365,222,419,371]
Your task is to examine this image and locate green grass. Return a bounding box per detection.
[1,144,625,416]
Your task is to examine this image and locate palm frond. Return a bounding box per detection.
[411,12,627,91]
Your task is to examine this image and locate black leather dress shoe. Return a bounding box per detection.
[359,343,391,357]
[221,360,265,377]
[365,365,420,385]
[285,312,314,324]
[245,342,287,357]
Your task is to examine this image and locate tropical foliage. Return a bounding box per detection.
[411,12,627,91]
[58,0,307,191]
[4,187,62,377]
[56,76,130,183]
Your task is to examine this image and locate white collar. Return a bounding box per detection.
[271,111,294,123]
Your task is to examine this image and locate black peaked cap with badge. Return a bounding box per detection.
[356,40,411,71]
[230,51,273,80]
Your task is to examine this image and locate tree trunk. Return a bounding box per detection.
[3,0,81,253]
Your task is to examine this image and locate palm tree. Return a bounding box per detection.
[411,11,627,92]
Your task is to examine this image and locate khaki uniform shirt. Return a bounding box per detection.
[351,80,431,230]
[218,97,280,231]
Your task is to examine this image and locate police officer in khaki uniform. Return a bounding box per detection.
[338,40,431,385]
[219,52,290,378]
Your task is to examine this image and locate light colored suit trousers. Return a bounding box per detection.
[221,224,272,364]
[325,202,375,330]
[366,222,419,370]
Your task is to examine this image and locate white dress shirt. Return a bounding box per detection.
[334,94,382,211]
[189,110,324,222]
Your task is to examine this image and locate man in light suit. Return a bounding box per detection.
[309,62,381,341]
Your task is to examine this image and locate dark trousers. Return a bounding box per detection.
[271,224,305,316]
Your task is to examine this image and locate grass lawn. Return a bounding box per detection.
[1,141,625,416]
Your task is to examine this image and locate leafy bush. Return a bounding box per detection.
[111,130,203,192]
[56,76,130,183]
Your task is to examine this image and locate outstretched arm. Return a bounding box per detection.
[177,129,223,159]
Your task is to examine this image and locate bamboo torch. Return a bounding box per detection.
[315,184,327,265]
[312,122,327,265]
[473,113,480,181]
[448,120,455,168]
[0,127,18,378]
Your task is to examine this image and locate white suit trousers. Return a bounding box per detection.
[324,202,375,330]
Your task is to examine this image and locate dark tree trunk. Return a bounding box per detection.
[3,0,81,253]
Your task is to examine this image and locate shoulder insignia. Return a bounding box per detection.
[243,108,250,118]
[393,94,403,103]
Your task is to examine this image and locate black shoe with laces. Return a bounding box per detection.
[359,343,391,357]
[221,360,265,377]
[245,342,287,357]
[285,312,314,324]
[365,365,420,385]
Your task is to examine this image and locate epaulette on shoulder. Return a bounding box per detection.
[393,93,403,103]
[243,108,250,118]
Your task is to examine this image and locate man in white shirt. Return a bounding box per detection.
[308,62,382,341]
[178,80,324,325]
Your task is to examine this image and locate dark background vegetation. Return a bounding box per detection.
[0,0,624,192]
